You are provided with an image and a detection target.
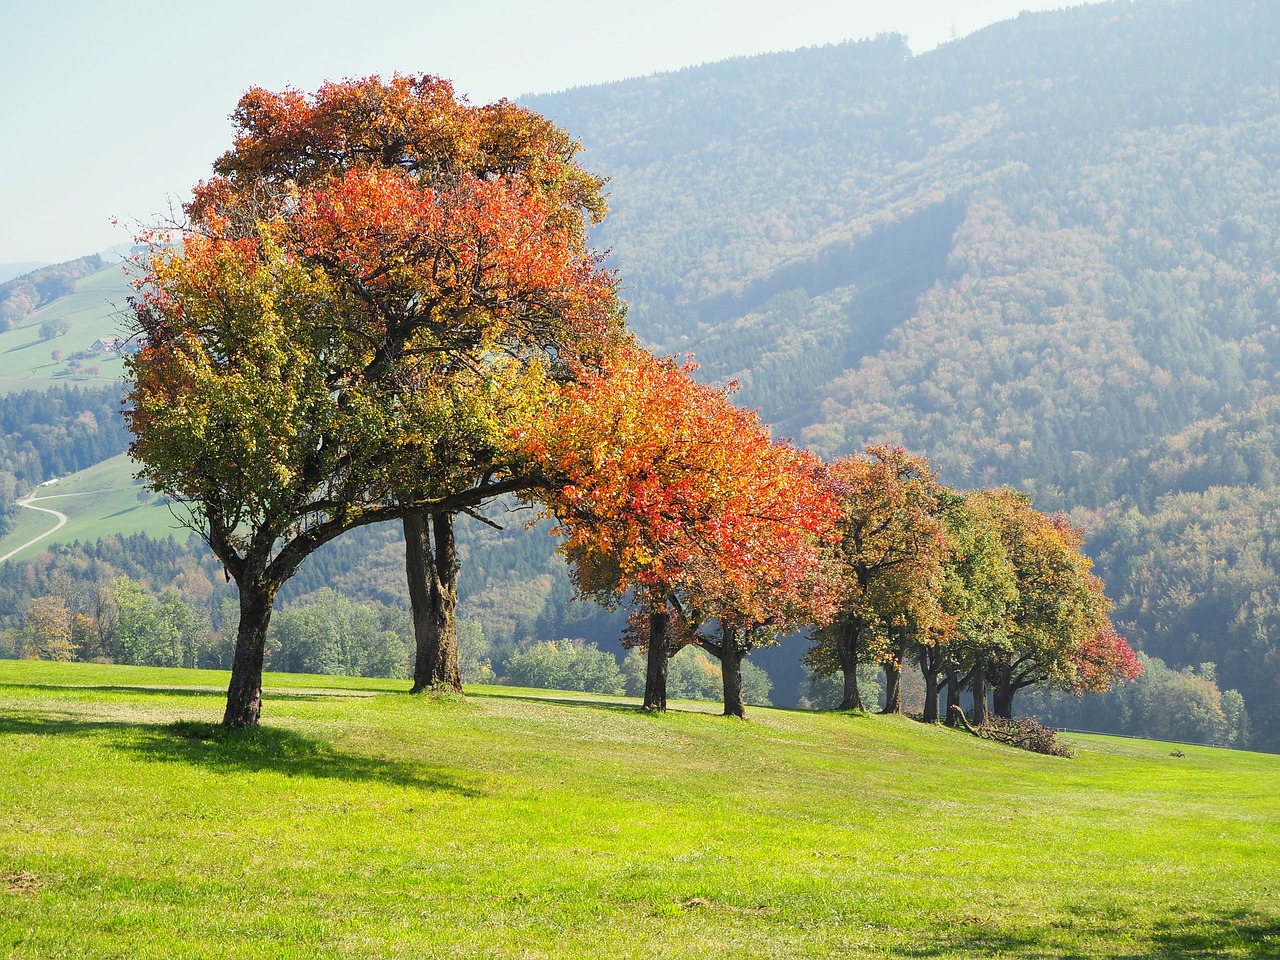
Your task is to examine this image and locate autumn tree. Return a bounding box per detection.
[517,341,835,713]
[177,75,621,699]
[925,490,1017,724]
[23,596,76,661]
[804,446,951,711]
[127,76,620,727]
[967,491,1124,718]
[626,442,837,718]
[1073,622,1143,696]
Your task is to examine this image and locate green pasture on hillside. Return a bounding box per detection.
[0,263,133,393]
[0,660,1276,958]
[0,454,182,563]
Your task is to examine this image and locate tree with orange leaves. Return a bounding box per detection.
[637,441,838,718]
[127,76,621,727]
[516,339,838,714]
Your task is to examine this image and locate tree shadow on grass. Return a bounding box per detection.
[893,908,1280,959]
[0,682,371,702]
[0,714,480,796]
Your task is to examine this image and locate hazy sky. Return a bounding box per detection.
[0,0,1075,264]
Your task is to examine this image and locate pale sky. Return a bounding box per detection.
[0,0,1075,265]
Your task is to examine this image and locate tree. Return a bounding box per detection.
[127,76,620,727]
[804,446,951,711]
[968,492,1120,718]
[518,341,836,713]
[649,439,837,718]
[925,491,1017,724]
[1072,622,1143,696]
[110,576,180,667]
[24,596,77,661]
[184,75,620,698]
[504,639,626,695]
[38,316,71,341]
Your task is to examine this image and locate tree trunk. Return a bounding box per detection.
[836,620,863,711]
[881,628,908,714]
[993,681,1016,719]
[971,662,989,727]
[882,661,901,714]
[719,628,747,719]
[643,598,668,711]
[944,669,963,727]
[922,653,940,724]
[407,510,463,695]
[222,580,276,728]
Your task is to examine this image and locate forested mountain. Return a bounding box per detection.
[520,0,1280,745]
[5,0,1280,745]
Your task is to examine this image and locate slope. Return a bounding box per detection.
[0,258,134,393]
[1,659,1276,958]
[0,453,181,564]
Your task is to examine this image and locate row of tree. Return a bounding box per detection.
[123,76,1139,729]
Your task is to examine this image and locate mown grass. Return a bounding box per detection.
[1,660,1276,958]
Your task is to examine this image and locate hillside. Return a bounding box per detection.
[1,659,1276,958]
[0,255,134,393]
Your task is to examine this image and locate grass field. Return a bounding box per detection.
[0,454,183,563]
[1,660,1276,958]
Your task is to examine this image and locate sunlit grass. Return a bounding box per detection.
[1,660,1277,958]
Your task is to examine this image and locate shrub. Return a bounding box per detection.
[979,716,1074,758]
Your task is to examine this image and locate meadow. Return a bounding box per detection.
[0,454,181,563]
[0,265,131,394]
[1,659,1276,958]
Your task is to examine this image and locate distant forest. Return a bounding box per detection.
[4,0,1280,748]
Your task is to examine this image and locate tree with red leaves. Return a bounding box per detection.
[516,340,838,714]
[1073,623,1143,694]
[966,491,1131,719]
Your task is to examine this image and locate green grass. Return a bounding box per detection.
[0,455,183,562]
[0,264,133,393]
[0,661,1276,958]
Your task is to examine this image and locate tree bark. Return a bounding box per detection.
[407,510,463,695]
[944,668,963,727]
[719,628,747,719]
[836,620,864,711]
[222,580,277,728]
[643,597,668,711]
[881,628,908,715]
[993,681,1016,719]
[922,652,941,724]
[971,662,989,726]
[882,660,901,714]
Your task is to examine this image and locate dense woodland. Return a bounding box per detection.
[3,0,1280,747]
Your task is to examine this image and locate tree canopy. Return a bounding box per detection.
[126,75,621,726]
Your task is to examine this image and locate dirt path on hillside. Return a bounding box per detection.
[0,494,69,563]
